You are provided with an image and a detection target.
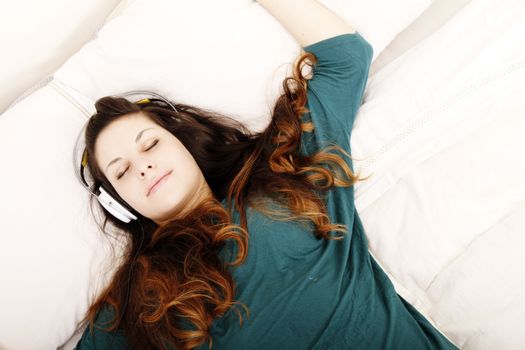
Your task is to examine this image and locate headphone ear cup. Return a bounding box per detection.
[97,187,138,223]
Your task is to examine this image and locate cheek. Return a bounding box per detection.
[185,155,203,179]
[114,184,133,205]
[113,180,140,207]
[173,158,200,184]
[173,146,200,173]
[169,156,203,194]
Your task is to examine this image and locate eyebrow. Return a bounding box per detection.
[105,128,154,172]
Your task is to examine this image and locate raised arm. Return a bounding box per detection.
[255,0,356,47]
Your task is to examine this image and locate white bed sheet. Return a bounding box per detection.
[351,0,525,348]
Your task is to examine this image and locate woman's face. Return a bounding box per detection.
[94,112,211,224]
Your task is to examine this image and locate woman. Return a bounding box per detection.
[74,0,460,349]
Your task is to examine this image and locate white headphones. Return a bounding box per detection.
[73,90,179,223]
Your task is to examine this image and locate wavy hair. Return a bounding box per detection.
[78,50,366,350]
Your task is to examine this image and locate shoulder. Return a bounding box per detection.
[303,32,373,69]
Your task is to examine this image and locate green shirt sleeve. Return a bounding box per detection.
[300,32,373,157]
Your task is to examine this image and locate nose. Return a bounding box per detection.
[139,164,154,177]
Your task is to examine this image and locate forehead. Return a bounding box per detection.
[102,112,157,135]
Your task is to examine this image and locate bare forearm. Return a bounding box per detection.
[256,0,355,47]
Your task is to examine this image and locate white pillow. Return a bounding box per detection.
[0,0,121,114]
[0,0,435,349]
[368,0,473,74]
[53,0,434,133]
[0,82,123,350]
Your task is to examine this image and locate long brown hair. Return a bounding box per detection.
[79,50,366,350]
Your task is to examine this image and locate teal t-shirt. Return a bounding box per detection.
[75,32,459,350]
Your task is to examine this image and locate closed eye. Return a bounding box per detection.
[116,139,159,180]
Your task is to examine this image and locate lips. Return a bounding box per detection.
[147,170,173,196]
